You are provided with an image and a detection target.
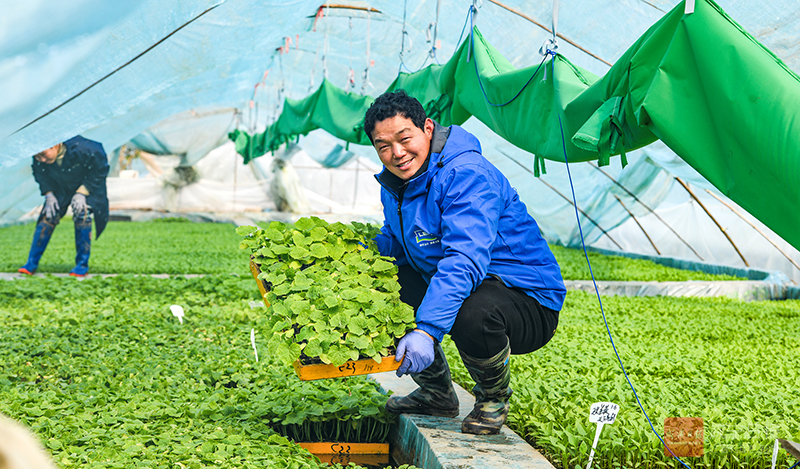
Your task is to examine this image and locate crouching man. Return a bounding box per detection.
[365,90,565,435]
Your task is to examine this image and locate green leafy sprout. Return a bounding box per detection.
[237,217,416,367]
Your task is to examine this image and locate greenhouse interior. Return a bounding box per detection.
[1,0,799,468]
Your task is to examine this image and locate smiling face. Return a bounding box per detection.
[371,115,434,181]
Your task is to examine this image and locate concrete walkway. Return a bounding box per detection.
[371,373,554,469]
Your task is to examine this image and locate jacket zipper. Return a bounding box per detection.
[376,173,423,273]
[396,186,423,273]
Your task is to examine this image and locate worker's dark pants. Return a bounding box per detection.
[397,264,559,359]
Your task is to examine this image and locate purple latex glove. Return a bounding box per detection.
[395,330,434,377]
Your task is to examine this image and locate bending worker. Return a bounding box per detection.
[18,136,109,277]
[365,90,566,435]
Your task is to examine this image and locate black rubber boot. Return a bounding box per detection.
[460,339,512,435]
[386,341,459,418]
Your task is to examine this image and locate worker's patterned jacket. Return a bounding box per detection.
[32,136,110,237]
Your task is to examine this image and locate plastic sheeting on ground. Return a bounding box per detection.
[564,280,791,302]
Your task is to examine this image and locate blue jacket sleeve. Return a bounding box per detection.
[375,223,409,265]
[414,162,503,342]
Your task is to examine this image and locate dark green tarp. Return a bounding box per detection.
[230,0,800,251]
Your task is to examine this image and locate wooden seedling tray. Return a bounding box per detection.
[249,257,402,380]
[293,355,401,381]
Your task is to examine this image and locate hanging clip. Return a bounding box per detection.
[539,38,558,57]
[539,39,558,81]
[471,0,480,25]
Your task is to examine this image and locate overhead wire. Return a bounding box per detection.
[545,49,694,469]
[14,2,224,135]
[465,2,702,464]
[704,188,800,272]
[588,162,704,260]
[398,0,411,74]
[428,0,442,64]
[484,0,612,67]
[497,149,624,250]
[362,9,372,94]
[467,6,549,107]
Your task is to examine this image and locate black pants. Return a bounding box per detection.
[397,264,559,359]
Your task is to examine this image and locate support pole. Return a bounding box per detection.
[590,162,703,260]
[704,189,800,273]
[675,177,748,266]
[485,0,611,66]
[613,194,660,255]
[498,150,624,250]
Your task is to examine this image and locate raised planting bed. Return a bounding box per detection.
[0,217,251,275]
[550,244,746,281]
[238,217,413,377]
[1,218,749,281]
[443,291,800,469]
[0,274,417,469]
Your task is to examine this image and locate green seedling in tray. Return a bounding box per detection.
[237,217,416,367]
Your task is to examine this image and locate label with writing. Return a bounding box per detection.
[589,402,619,424]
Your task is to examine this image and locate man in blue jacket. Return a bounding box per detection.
[18,136,109,277]
[365,90,566,435]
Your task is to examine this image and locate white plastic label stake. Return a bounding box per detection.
[685,0,695,14]
[170,305,184,324]
[586,402,619,469]
[771,439,779,469]
[250,328,259,362]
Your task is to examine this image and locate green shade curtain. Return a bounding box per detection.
[231,0,800,251]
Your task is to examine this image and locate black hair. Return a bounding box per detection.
[364,90,427,144]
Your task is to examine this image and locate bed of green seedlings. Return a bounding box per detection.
[444,291,800,469]
[2,218,744,281]
[0,274,414,469]
[0,218,250,275]
[237,217,416,367]
[550,245,744,281]
[255,375,395,443]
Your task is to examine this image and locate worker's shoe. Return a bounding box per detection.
[386,341,459,418]
[460,339,512,435]
[70,214,92,277]
[19,218,57,275]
